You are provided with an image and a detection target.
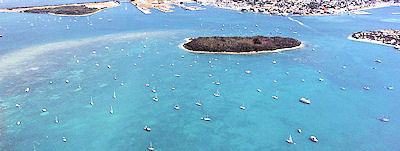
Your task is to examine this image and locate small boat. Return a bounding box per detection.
[152,93,159,102]
[385,86,394,90]
[113,91,116,99]
[257,89,262,92]
[286,134,294,144]
[297,129,302,133]
[152,88,156,93]
[62,136,67,142]
[318,78,324,82]
[110,106,114,114]
[55,116,59,124]
[16,121,21,125]
[213,90,220,97]
[174,105,180,110]
[42,108,47,112]
[145,83,150,87]
[309,136,318,142]
[272,96,278,100]
[239,105,246,110]
[201,116,211,121]
[215,82,221,85]
[15,104,21,108]
[363,86,370,90]
[340,87,346,90]
[147,142,154,151]
[376,116,390,122]
[143,126,152,132]
[107,65,111,69]
[245,70,251,74]
[195,102,202,106]
[90,97,94,106]
[114,75,117,80]
[299,98,311,104]
[25,88,30,92]
[374,59,382,63]
[272,60,277,64]
[65,80,70,83]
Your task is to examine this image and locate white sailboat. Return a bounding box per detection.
[90,97,94,106]
[213,90,220,97]
[147,141,155,150]
[55,116,59,124]
[286,134,294,144]
[110,106,114,114]
[152,93,158,102]
[113,91,116,99]
[239,103,246,110]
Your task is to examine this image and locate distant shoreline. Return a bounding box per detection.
[0,1,120,16]
[179,38,305,54]
[347,35,399,48]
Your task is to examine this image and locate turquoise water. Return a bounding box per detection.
[0,3,400,151]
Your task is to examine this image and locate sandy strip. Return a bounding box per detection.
[179,38,305,54]
[0,1,120,16]
[0,30,183,78]
[357,2,395,11]
[347,35,399,48]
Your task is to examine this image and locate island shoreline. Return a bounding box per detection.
[0,1,120,16]
[347,35,399,48]
[179,38,305,54]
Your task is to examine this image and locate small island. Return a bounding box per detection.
[0,1,120,16]
[349,30,400,50]
[180,36,303,54]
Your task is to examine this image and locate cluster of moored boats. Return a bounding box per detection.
[10,20,395,150]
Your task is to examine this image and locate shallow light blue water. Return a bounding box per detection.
[0,2,400,151]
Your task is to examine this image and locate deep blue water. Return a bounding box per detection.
[0,2,400,151]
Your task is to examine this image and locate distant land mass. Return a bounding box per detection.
[181,36,303,54]
[349,29,400,50]
[0,1,120,16]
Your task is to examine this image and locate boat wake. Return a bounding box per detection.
[288,17,310,28]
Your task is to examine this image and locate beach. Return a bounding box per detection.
[348,35,399,48]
